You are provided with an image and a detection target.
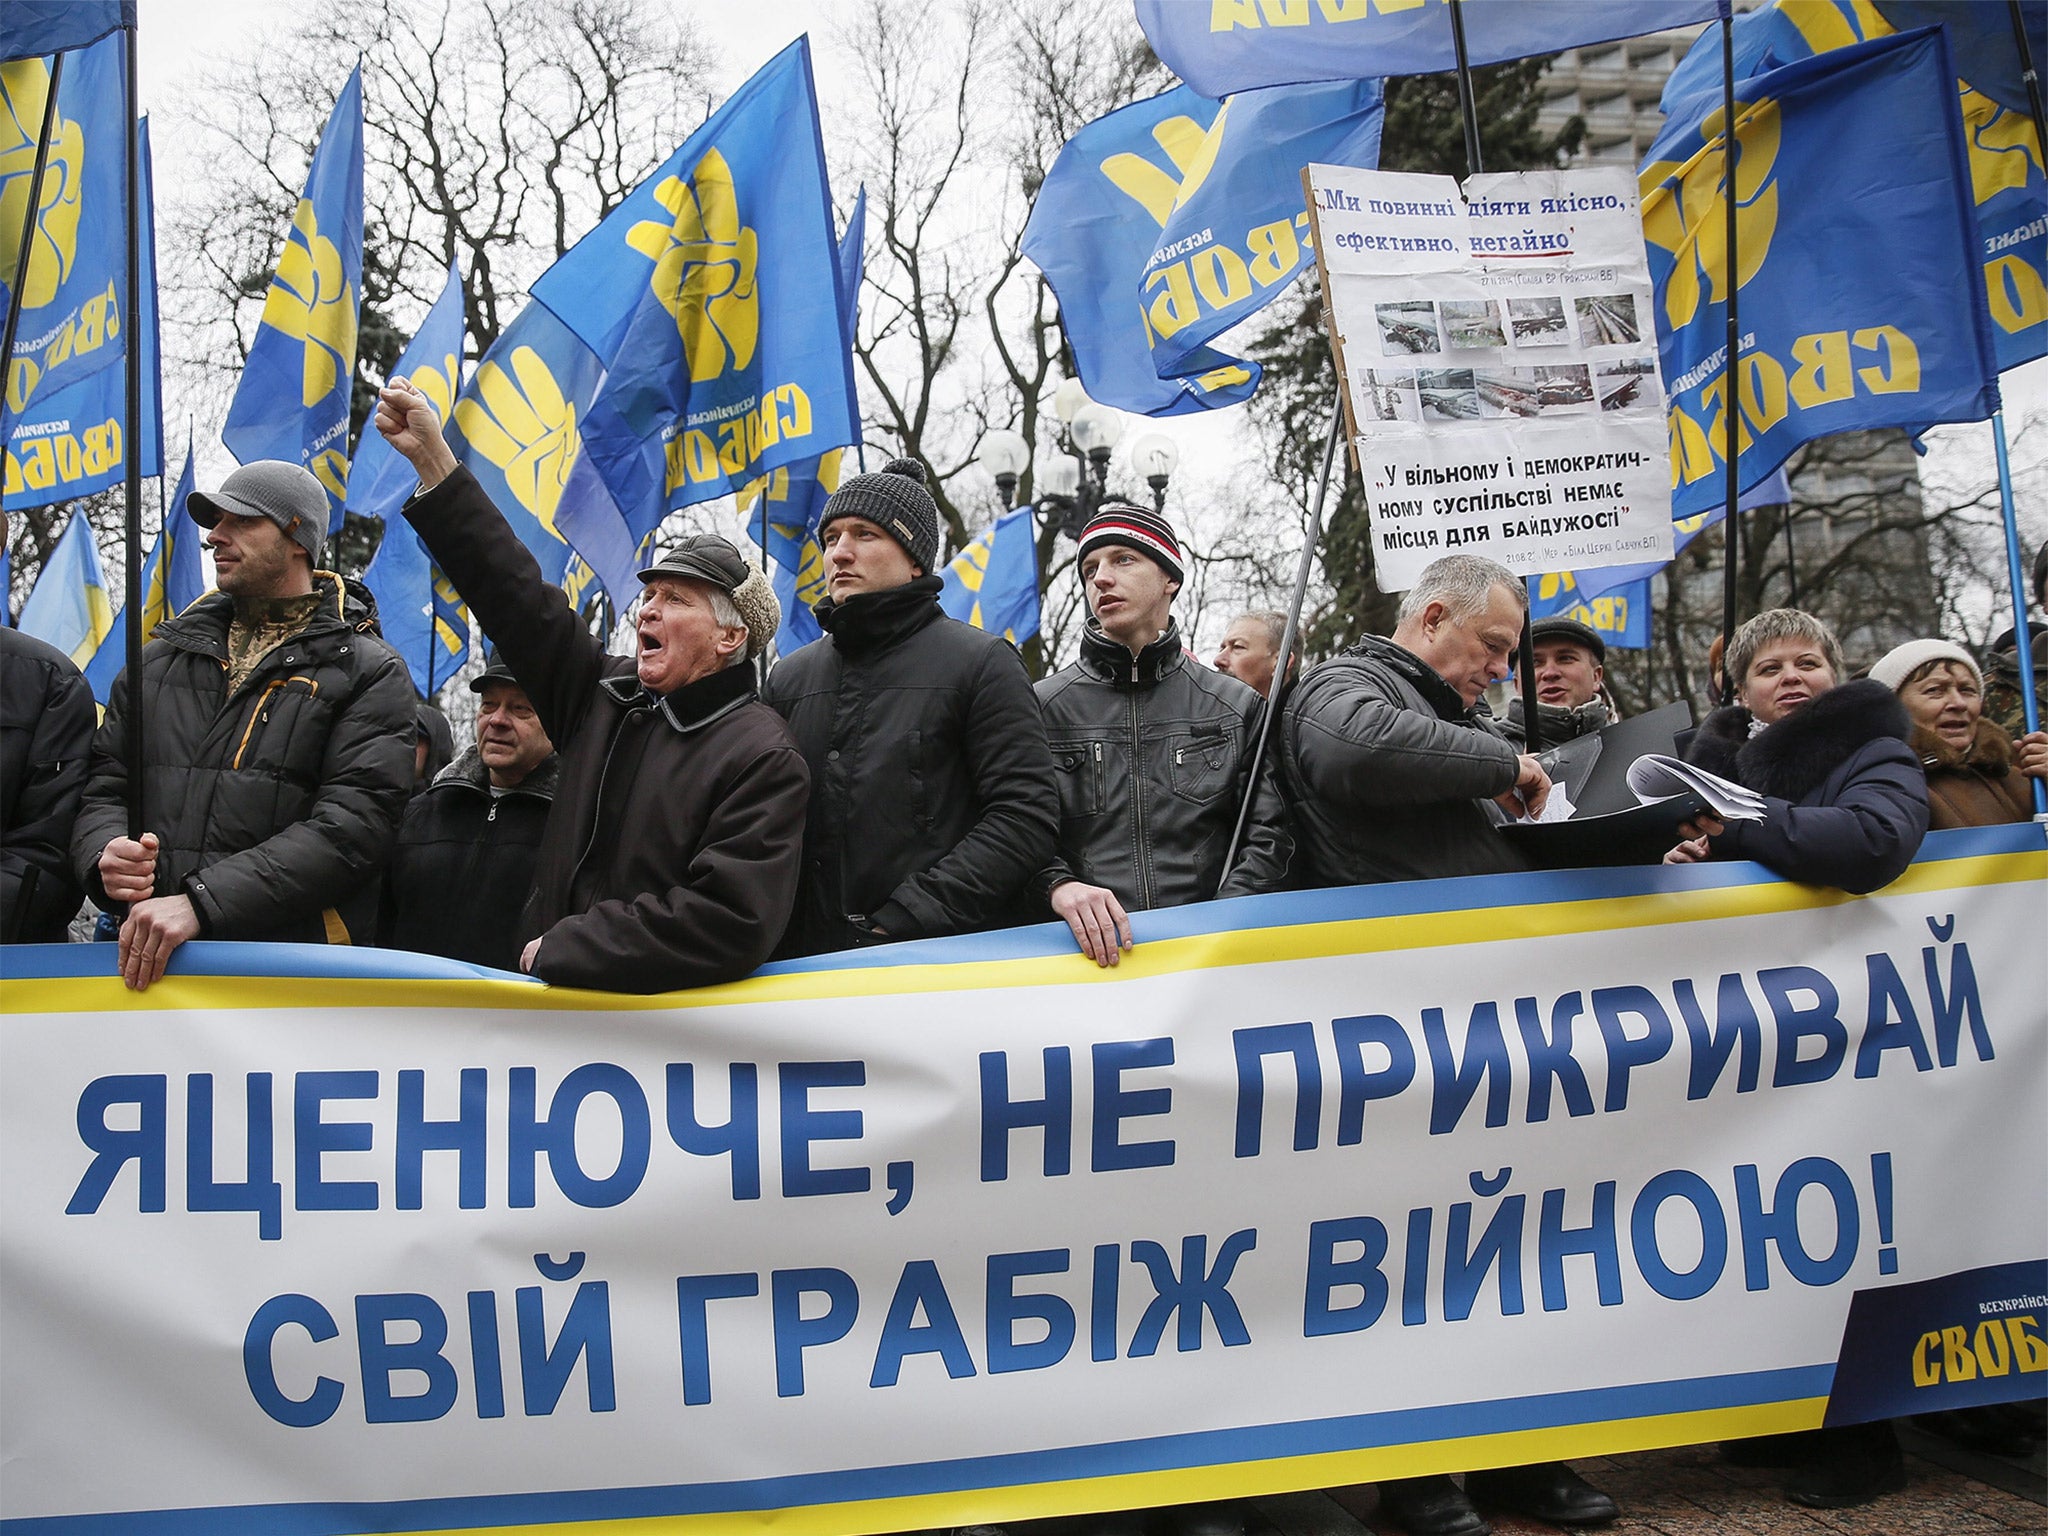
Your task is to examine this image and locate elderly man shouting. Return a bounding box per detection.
[375,377,808,994]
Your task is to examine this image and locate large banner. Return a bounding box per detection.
[1310,164,1675,592]
[3,826,2044,1534]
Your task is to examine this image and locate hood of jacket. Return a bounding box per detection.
[1077,618,1186,687]
[151,570,354,658]
[814,574,945,655]
[430,743,563,800]
[1692,679,1911,800]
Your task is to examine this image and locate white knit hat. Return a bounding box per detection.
[1867,638,1981,694]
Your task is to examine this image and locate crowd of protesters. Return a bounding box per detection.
[2,385,2045,1531]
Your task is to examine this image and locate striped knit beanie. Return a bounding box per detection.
[1077,501,1184,585]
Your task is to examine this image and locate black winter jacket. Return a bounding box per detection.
[762,576,1060,954]
[1033,620,1291,909]
[1,627,96,941]
[70,573,416,943]
[382,745,559,970]
[1278,635,1530,886]
[404,467,810,993]
[1684,679,1928,894]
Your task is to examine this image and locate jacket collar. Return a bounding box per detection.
[598,657,759,734]
[1912,716,2013,776]
[1353,634,1474,722]
[431,744,563,800]
[152,570,351,660]
[815,574,945,654]
[1079,618,1185,687]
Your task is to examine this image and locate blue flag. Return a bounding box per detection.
[1136,0,1723,100]
[1142,79,1383,389]
[1872,3,2047,115]
[440,298,606,605]
[538,38,858,600]
[1,32,132,424]
[3,106,161,508]
[17,504,110,665]
[741,188,866,657]
[1570,468,1791,604]
[1530,573,1651,650]
[1645,29,1999,523]
[0,3,132,63]
[357,259,474,695]
[1025,89,1251,416]
[1665,1,2046,379]
[82,430,200,699]
[939,505,1040,647]
[221,65,363,513]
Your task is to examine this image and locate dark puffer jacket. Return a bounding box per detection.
[762,576,1060,955]
[382,745,560,970]
[1278,634,1529,887]
[1,627,96,941]
[1032,620,1291,910]
[70,573,416,943]
[1684,679,1928,893]
[405,467,810,993]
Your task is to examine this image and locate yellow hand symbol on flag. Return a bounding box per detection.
[0,59,84,309]
[1641,97,1780,332]
[625,148,759,382]
[261,197,359,409]
[453,346,580,537]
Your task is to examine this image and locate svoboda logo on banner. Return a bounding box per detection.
[454,347,583,539]
[1640,96,1779,332]
[0,58,84,308]
[627,147,760,384]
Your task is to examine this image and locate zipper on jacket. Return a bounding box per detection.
[1129,685,1152,910]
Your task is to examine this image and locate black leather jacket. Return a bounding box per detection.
[1032,621,1292,910]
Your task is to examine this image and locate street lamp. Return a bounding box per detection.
[975,429,1030,510]
[1127,433,1180,513]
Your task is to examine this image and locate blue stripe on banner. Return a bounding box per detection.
[5,824,2034,987]
[0,1364,1834,1535]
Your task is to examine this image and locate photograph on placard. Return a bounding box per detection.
[1576,292,1641,345]
[1440,298,1506,349]
[1596,356,1659,412]
[1507,295,1569,345]
[1417,367,1480,421]
[1363,368,1423,422]
[1375,300,1441,354]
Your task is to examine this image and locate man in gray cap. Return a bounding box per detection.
[375,376,809,993]
[761,455,1059,956]
[72,460,417,989]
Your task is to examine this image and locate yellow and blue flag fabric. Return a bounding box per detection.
[1569,467,1789,604]
[3,103,161,509]
[17,504,110,666]
[1144,79,1382,388]
[355,258,473,696]
[742,187,866,656]
[1530,572,1651,650]
[938,505,1039,647]
[1661,0,2044,378]
[1645,28,1999,522]
[0,3,132,63]
[1136,0,1723,100]
[2,31,132,427]
[82,429,200,699]
[1022,79,1377,416]
[540,38,859,601]
[221,65,362,514]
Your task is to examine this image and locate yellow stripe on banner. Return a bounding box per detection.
[8,851,2040,1017]
[400,1399,1830,1536]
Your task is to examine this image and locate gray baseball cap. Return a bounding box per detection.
[188,460,330,564]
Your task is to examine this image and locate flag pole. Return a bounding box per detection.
[0,51,66,513]
[1222,406,1341,876]
[121,21,144,838]
[1447,0,1544,751]
[1991,407,2047,818]
[1717,7,1742,697]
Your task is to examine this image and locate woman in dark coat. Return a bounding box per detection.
[1665,610,1931,1511]
[1868,639,2046,829]
[1665,608,1928,895]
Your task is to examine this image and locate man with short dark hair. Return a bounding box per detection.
[377,376,809,994]
[72,461,417,988]
[762,456,1059,955]
[1496,614,1613,747]
[1035,504,1290,967]
[384,651,558,971]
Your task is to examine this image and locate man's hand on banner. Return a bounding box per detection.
[118,894,199,992]
[1051,879,1135,968]
[376,377,459,491]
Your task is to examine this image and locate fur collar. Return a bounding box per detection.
[1688,679,1910,802]
[431,744,561,799]
[1912,716,2013,776]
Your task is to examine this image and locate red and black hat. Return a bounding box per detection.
[1076,501,1184,585]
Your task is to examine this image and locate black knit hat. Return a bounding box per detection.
[818,457,941,574]
[1077,501,1184,585]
